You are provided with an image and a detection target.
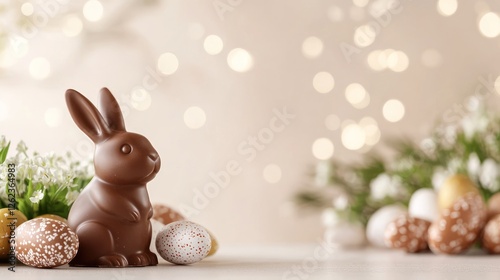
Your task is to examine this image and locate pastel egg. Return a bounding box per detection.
[153,204,185,225]
[366,204,407,248]
[408,188,439,222]
[155,221,211,265]
[15,218,79,268]
[0,208,27,259]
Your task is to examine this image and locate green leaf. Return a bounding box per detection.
[0,141,10,164]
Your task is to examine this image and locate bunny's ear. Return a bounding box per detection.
[99,87,126,132]
[66,89,111,143]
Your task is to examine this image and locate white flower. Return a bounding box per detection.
[432,168,450,191]
[370,174,406,201]
[321,208,341,227]
[65,190,80,205]
[462,112,489,140]
[447,158,462,174]
[467,153,481,179]
[16,140,28,155]
[29,190,44,204]
[479,159,500,192]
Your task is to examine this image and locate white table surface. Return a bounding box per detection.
[2,245,500,279]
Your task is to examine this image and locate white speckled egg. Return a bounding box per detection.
[366,204,407,248]
[15,218,79,268]
[155,221,211,265]
[408,188,439,222]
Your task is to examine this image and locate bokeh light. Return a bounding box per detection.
[21,3,34,16]
[383,99,405,123]
[184,106,206,129]
[204,35,224,55]
[345,83,367,107]
[302,36,324,59]
[157,52,179,75]
[387,51,409,72]
[352,0,369,8]
[227,48,254,72]
[83,0,104,22]
[313,72,335,94]
[29,57,51,80]
[437,0,458,17]
[62,15,83,37]
[479,12,500,38]
[263,164,282,184]
[342,123,366,150]
[312,138,334,160]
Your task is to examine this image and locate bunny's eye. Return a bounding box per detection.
[121,144,132,154]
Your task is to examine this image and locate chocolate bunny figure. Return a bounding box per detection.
[65,88,161,267]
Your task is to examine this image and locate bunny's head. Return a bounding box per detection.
[66,88,161,185]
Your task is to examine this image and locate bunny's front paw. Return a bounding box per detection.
[125,211,140,223]
[128,252,158,266]
[98,254,128,267]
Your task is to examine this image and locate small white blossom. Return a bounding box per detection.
[479,159,500,192]
[16,140,28,155]
[65,190,80,205]
[462,112,489,140]
[467,153,481,180]
[29,190,44,204]
[370,174,406,201]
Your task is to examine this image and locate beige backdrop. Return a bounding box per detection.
[2,0,500,244]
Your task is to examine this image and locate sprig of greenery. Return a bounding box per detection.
[296,107,500,225]
[0,136,93,219]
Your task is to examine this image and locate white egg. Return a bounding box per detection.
[408,188,439,222]
[149,219,164,257]
[366,204,407,248]
[155,221,211,265]
[324,220,365,248]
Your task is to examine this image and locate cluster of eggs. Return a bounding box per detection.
[368,174,500,254]
[0,204,218,268]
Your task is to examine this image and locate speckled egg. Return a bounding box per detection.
[34,214,69,225]
[155,221,211,265]
[15,218,79,268]
[153,204,185,225]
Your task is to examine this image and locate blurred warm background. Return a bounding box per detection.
[2,0,500,245]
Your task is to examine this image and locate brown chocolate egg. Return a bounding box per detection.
[428,192,487,255]
[482,214,500,254]
[384,215,430,253]
[153,204,185,225]
[0,209,28,259]
[34,214,69,225]
[487,193,500,219]
[15,218,79,268]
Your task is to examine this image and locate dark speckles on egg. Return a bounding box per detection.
[155,221,211,265]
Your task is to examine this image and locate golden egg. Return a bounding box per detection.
[0,208,28,260]
[207,231,219,257]
[438,174,479,210]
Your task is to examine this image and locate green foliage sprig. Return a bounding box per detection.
[0,136,93,219]
[296,107,500,225]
